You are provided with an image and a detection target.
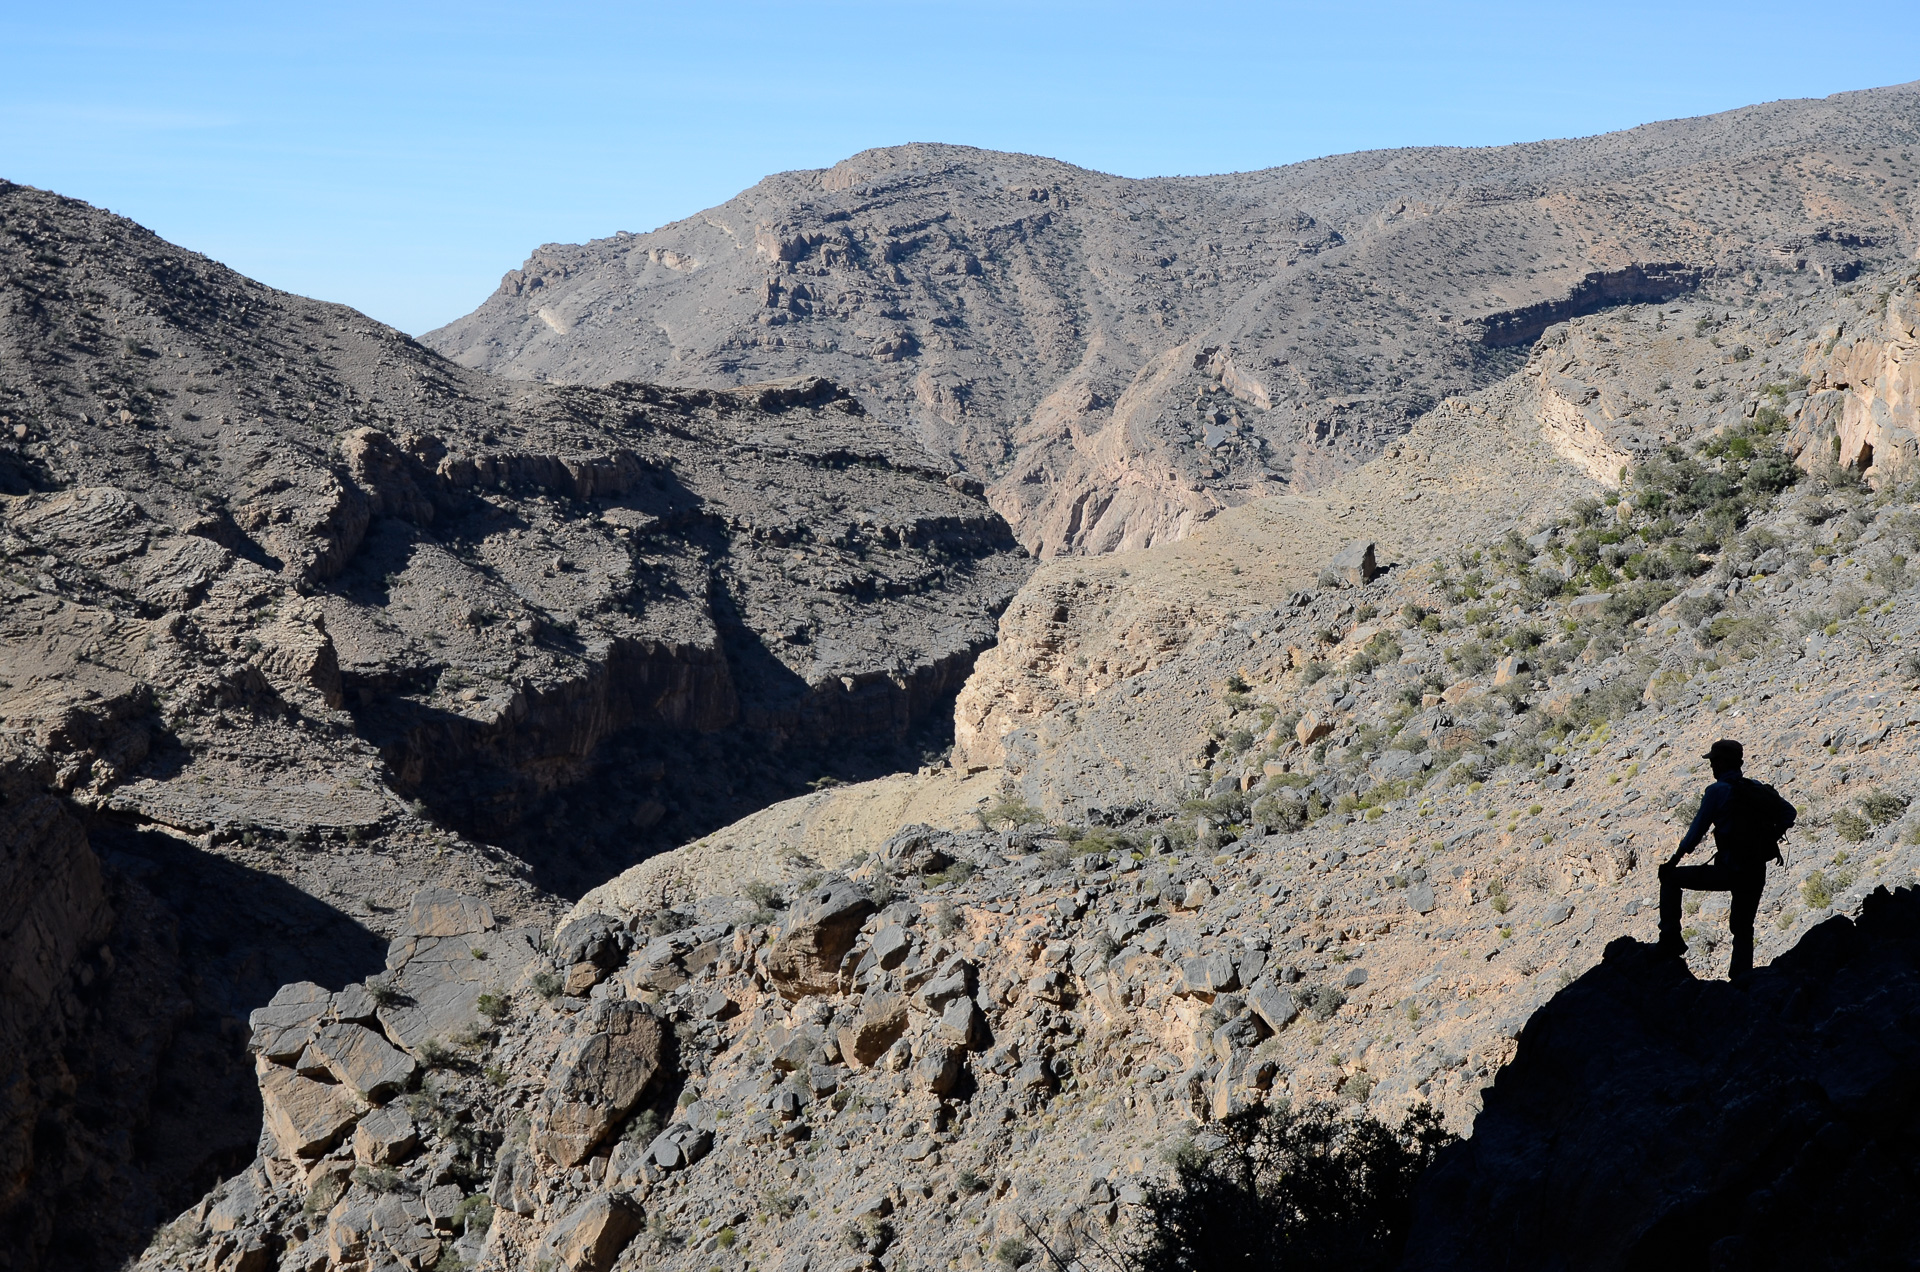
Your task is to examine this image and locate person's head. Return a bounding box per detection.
[1704,739,1744,777]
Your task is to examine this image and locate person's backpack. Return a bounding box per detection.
[1724,777,1798,865]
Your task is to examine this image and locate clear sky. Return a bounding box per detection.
[4,2,1916,336]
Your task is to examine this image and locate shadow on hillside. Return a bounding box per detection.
[1399,887,1920,1271]
[34,824,388,1272]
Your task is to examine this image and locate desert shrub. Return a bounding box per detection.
[1252,795,1309,833]
[1674,594,1722,627]
[983,797,1046,829]
[1706,611,1774,656]
[1801,870,1835,908]
[529,970,563,1000]
[621,1107,663,1146]
[475,992,510,1023]
[1448,641,1496,674]
[1129,1101,1455,1272]
[366,978,403,1007]
[1832,809,1873,843]
[1860,789,1910,825]
[1300,984,1347,1022]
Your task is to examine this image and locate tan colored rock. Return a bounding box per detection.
[538,1191,642,1272]
[533,1000,666,1167]
[764,880,876,999]
[1295,711,1335,747]
[838,991,910,1067]
[305,1022,416,1101]
[1493,656,1532,687]
[1441,679,1482,704]
[353,1105,419,1166]
[259,1058,360,1158]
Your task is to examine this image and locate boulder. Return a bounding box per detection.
[870,924,913,970]
[920,957,976,1011]
[533,1000,667,1166]
[247,982,333,1062]
[1493,655,1533,687]
[643,1124,714,1172]
[1329,540,1379,585]
[1246,980,1299,1032]
[303,1022,416,1102]
[916,1044,966,1095]
[258,1058,360,1158]
[376,922,542,1058]
[764,880,876,998]
[939,995,988,1050]
[555,913,626,996]
[538,1192,642,1272]
[837,991,910,1067]
[1296,710,1336,746]
[1176,952,1240,996]
[1406,882,1439,914]
[353,1105,419,1166]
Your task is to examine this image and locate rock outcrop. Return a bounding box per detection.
[1796,270,1920,484]
[1403,887,1920,1270]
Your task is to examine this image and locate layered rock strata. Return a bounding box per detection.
[428,85,1920,555]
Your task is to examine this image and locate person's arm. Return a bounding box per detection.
[1668,784,1726,867]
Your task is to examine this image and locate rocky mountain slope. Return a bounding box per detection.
[143,268,1920,1271]
[427,83,1920,557]
[0,181,1028,1269]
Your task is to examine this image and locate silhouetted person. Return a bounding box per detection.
[1658,739,1797,978]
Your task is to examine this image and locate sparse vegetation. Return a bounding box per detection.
[1129,1101,1454,1272]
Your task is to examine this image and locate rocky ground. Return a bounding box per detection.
[427,83,1920,556]
[0,182,1028,1269]
[138,271,1920,1271]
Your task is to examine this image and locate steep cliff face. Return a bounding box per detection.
[1795,270,1920,483]
[426,85,1920,556]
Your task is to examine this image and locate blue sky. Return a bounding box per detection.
[3,2,1916,335]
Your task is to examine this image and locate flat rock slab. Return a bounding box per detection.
[377,926,541,1058]
[305,1021,417,1102]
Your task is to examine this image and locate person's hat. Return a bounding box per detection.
[1704,739,1744,767]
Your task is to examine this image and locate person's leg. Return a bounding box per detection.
[1658,863,1721,953]
[1728,876,1763,979]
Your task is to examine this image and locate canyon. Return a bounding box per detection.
[1,81,1919,1272]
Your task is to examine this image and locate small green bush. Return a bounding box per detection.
[475,992,510,1023]
[1832,809,1873,843]
[1801,871,1835,909]
[1859,790,1909,825]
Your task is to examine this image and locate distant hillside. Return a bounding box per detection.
[427,83,1920,556]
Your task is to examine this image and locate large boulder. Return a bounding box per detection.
[376,901,542,1058]
[838,991,910,1067]
[300,1022,416,1102]
[764,880,876,998]
[538,1191,643,1272]
[246,981,334,1062]
[1328,539,1379,585]
[532,1000,667,1166]
[258,1058,361,1158]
